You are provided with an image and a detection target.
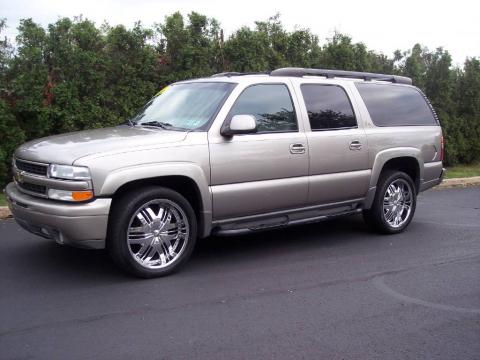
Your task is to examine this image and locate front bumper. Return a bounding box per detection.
[4,182,111,249]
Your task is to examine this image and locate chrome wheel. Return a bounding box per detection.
[127,199,189,269]
[382,179,413,228]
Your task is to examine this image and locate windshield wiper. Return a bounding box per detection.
[122,118,135,127]
[140,121,173,129]
[138,121,186,131]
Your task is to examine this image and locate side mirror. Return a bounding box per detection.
[221,114,258,136]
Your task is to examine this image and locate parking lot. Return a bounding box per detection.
[1,187,479,359]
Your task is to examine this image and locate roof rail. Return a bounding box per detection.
[270,67,412,85]
[210,71,268,78]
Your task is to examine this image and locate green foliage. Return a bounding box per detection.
[158,12,222,80]
[455,58,480,163]
[0,99,25,184]
[0,19,26,185]
[0,13,479,186]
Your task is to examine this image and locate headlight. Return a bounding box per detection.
[48,164,91,180]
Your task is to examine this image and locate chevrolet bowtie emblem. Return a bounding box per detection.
[15,171,26,183]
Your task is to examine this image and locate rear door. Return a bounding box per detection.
[293,80,370,205]
[208,81,309,220]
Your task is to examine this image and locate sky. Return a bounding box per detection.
[1,0,479,66]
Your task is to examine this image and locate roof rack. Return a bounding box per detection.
[270,67,412,85]
[210,71,268,78]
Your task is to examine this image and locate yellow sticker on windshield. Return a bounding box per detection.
[155,86,169,96]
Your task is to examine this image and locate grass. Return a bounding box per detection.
[0,193,6,206]
[446,163,480,179]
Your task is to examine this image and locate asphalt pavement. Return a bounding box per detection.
[0,187,479,359]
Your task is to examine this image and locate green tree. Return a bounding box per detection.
[285,29,321,68]
[0,12,479,185]
[402,44,428,89]
[224,27,270,71]
[320,33,356,70]
[104,21,159,123]
[455,58,480,163]
[0,19,25,184]
[10,19,50,139]
[158,12,221,81]
[45,17,110,132]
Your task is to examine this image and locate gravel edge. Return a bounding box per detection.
[435,176,480,189]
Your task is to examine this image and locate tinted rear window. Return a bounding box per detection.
[301,84,357,130]
[356,83,438,126]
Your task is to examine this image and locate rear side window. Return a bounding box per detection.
[300,84,356,130]
[229,84,297,133]
[356,83,438,126]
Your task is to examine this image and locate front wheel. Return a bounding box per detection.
[108,187,197,278]
[363,170,417,234]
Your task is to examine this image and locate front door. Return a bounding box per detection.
[209,82,309,220]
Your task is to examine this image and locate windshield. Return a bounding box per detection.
[131,82,236,130]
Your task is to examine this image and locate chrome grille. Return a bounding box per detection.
[15,159,48,176]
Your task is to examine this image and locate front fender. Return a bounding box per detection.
[99,162,212,237]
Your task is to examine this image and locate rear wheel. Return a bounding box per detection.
[363,170,416,234]
[108,187,197,278]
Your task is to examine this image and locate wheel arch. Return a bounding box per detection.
[370,148,424,193]
[102,163,212,238]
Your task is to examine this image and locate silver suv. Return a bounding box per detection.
[5,68,445,277]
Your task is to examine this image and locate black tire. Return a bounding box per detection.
[363,170,417,234]
[107,186,197,278]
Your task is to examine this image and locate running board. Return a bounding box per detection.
[212,208,362,236]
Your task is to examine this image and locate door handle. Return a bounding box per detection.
[349,140,362,151]
[290,143,306,154]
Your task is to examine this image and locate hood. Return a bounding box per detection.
[15,126,188,165]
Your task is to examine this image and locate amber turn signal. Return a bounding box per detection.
[72,191,93,201]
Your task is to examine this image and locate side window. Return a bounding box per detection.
[355,83,438,126]
[300,84,356,130]
[228,84,297,133]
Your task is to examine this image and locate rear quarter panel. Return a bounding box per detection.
[349,82,443,187]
